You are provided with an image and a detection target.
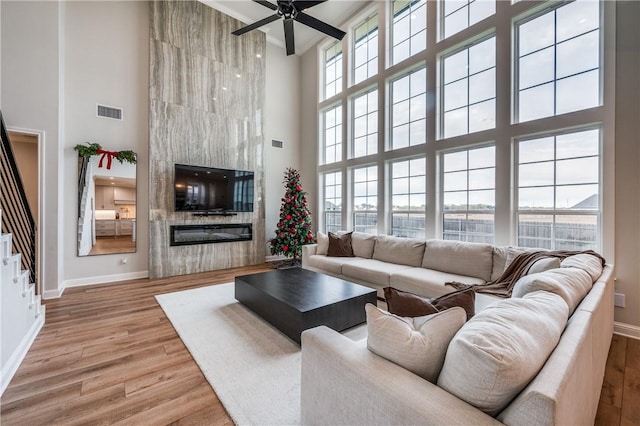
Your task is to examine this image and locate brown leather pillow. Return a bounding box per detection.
[384,286,475,320]
[384,287,438,317]
[327,232,355,257]
[430,286,475,321]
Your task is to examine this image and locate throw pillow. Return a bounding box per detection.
[384,286,476,321]
[561,253,604,282]
[437,291,569,416]
[383,287,438,317]
[316,232,329,255]
[366,304,466,383]
[327,231,355,257]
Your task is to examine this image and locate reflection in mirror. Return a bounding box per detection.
[77,155,137,256]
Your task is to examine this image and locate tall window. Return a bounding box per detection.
[352,89,378,158]
[353,165,378,233]
[517,128,600,250]
[442,0,495,39]
[323,41,343,99]
[391,0,427,65]
[516,0,600,122]
[391,157,426,238]
[353,14,379,85]
[441,36,496,139]
[442,145,495,243]
[323,171,342,233]
[390,66,427,150]
[322,105,342,164]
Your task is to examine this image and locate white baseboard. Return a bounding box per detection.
[614,321,640,340]
[43,287,64,300]
[63,271,149,291]
[0,309,45,396]
[265,255,289,262]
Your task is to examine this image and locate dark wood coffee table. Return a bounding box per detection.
[235,268,377,344]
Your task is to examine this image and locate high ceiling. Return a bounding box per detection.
[202,0,370,55]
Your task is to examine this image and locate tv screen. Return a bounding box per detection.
[174,164,254,212]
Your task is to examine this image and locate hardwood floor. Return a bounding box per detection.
[1,264,638,425]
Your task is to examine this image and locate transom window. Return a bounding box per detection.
[391,157,426,238]
[441,36,496,138]
[391,0,427,66]
[442,0,495,39]
[323,41,343,100]
[352,165,378,233]
[322,105,342,164]
[516,0,601,122]
[323,171,343,233]
[353,14,379,85]
[352,89,378,158]
[390,66,427,150]
[442,145,495,243]
[516,128,600,250]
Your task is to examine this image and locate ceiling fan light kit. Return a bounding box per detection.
[232,0,347,56]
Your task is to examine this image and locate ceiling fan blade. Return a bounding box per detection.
[253,0,278,11]
[293,1,326,11]
[295,11,346,40]
[284,18,296,55]
[232,14,281,36]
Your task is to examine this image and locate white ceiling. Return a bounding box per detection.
[202,0,370,55]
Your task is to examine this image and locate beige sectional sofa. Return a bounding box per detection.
[300,232,614,425]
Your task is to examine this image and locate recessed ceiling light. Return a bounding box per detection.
[213,97,217,101]
[222,87,227,91]
[256,53,262,58]
[236,73,241,78]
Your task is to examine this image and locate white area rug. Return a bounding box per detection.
[155,282,367,426]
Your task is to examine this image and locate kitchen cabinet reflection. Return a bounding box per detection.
[77,155,137,256]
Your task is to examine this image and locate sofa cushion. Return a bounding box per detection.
[391,268,485,299]
[366,304,466,383]
[528,256,561,274]
[437,291,569,416]
[512,268,593,314]
[316,232,329,255]
[342,259,414,287]
[306,255,362,276]
[372,235,426,267]
[490,246,509,281]
[561,253,604,282]
[384,286,476,321]
[352,232,377,259]
[327,232,355,257]
[422,240,493,281]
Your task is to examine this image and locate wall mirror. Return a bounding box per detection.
[77,152,137,256]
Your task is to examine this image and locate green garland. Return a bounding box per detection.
[73,142,137,164]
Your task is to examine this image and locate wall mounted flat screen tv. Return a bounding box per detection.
[174,164,254,213]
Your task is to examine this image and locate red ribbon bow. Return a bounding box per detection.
[96,149,119,169]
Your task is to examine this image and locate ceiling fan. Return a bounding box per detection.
[231,0,347,56]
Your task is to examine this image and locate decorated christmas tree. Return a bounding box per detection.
[270,168,315,260]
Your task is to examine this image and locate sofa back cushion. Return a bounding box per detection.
[366,304,466,383]
[561,253,604,282]
[422,240,493,281]
[437,291,569,416]
[372,235,426,267]
[512,268,593,314]
[351,232,377,258]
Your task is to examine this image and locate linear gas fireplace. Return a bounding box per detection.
[170,223,253,246]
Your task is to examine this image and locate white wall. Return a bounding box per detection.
[62,1,149,285]
[1,1,64,297]
[264,42,302,250]
[299,46,319,232]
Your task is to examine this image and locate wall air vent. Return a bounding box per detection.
[96,104,123,120]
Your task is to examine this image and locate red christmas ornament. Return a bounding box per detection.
[290,228,296,234]
[283,245,289,252]
[296,185,302,191]
[286,214,292,220]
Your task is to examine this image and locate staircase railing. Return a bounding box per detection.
[0,110,37,287]
[78,155,89,218]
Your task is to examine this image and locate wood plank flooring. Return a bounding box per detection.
[1,264,638,425]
